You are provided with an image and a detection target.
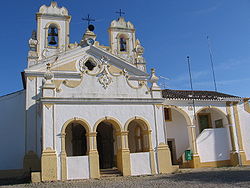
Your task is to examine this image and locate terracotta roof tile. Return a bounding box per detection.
[162,89,240,100]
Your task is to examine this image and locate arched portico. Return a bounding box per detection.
[92,117,131,176]
[163,105,200,168]
[60,118,91,180]
[125,116,156,175]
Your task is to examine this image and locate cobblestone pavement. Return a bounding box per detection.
[1,167,250,188]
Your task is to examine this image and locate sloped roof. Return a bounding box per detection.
[162,89,240,101]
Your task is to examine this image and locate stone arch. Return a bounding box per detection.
[164,105,192,164]
[93,116,122,133]
[195,106,229,133]
[125,116,152,153]
[164,105,192,125]
[116,33,129,53]
[196,106,227,118]
[94,117,122,170]
[45,22,61,48]
[45,22,61,31]
[124,116,151,132]
[61,118,91,157]
[61,117,91,135]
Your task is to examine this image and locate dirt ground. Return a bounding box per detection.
[0,166,250,188]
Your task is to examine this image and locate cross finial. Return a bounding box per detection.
[82,14,95,26]
[115,9,125,18]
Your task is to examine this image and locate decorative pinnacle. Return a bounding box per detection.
[149,68,159,83]
[44,63,54,81]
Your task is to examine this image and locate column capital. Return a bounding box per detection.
[233,101,239,105]
[87,132,97,137]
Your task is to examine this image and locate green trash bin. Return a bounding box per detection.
[185,150,192,161]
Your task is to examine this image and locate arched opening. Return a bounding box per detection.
[65,123,87,156]
[194,107,231,166]
[164,107,190,165]
[196,107,228,133]
[47,24,59,47]
[96,120,120,169]
[128,120,150,153]
[119,34,127,52]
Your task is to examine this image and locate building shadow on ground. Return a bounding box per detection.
[0,176,30,186]
[153,169,250,184]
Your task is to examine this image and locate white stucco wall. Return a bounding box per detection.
[55,72,150,99]
[197,128,231,162]
[238,103,250,160]
[130,152,151,176]
[0,90,25,170]
[67,156,89,180]
[166,109,190,158]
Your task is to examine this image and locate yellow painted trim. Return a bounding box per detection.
[61,118,91,134]
[199,160,231,167]
[124,116,152,132]
[243,99,250,113]
[41,147,57,181]
[51,61,77,72]
[230,152,239,166]
[61,118,91,180]
[181,155,201,168]
[196,106,228,122]
[88,150,100,178]
[93,116,122,132]
[233,102,245,152]
[63,79,82,88]
[226,103,237,152]
[182,159,231,168]
[164,105,192,125]
[157,143,173,173]
[28,76,36,81]
[44,22,61,49]
[31,172,41,183]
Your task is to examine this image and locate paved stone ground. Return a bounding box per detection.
[0,167,250,188]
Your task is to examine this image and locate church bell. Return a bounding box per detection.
[48,27,58,45]
[49,36,57,45]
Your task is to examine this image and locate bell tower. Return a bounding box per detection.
[36,1,71,59]
[108,16,136,62]
[108,15,146,71]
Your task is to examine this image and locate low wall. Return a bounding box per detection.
[130,152,151,176]
[67,156,89,180]
[197,128,231,163]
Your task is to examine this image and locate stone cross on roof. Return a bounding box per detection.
[82,14,95,26]
[115,9,125,17]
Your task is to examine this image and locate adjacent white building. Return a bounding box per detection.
[0,2,249,182]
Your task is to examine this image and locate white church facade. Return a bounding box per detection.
[0,2,249,182]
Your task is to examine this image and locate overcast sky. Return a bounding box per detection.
[0,0,250,97]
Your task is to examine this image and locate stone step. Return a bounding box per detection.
[100,168,122,177]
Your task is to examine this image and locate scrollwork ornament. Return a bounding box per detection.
[98,69,112,89]
[78,55,88,73]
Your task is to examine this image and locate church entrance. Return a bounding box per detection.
[97,121,116,169]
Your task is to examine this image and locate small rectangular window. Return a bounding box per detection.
[164,108,172,121]
[215,119,223,128]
